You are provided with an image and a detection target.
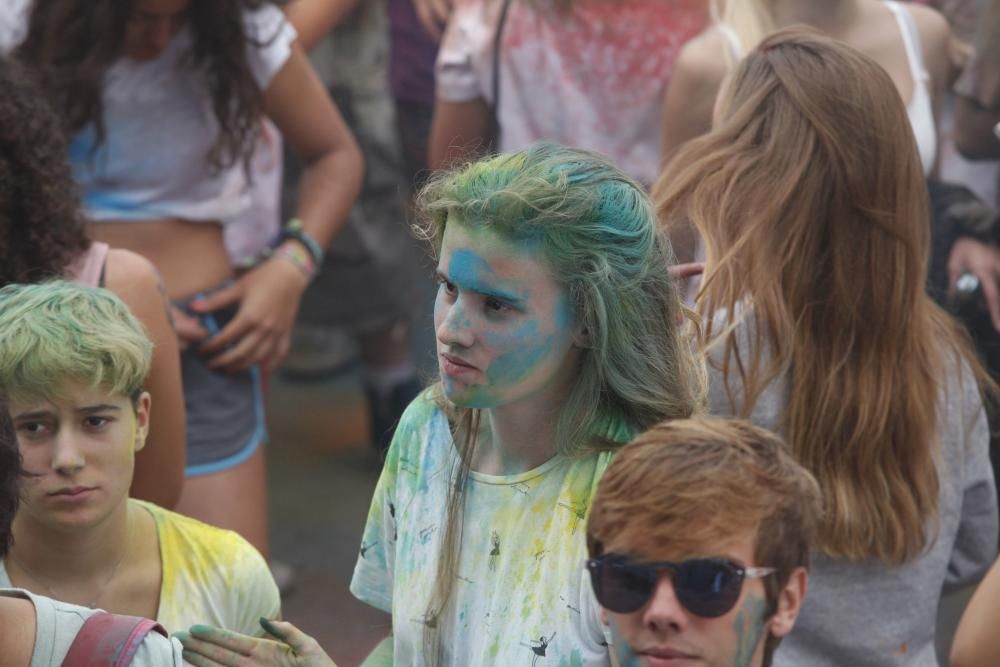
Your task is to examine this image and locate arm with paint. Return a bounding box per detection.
[177,619,338,667]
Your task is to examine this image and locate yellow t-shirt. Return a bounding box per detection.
[0,499,280,636]
[136,500,280,635]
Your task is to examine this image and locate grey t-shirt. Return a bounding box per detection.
[0,588,184,666]
[708,316,999,666]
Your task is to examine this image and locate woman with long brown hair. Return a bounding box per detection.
[656,28,997,665]
[4,0,363,555]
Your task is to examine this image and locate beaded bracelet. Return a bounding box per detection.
[273,242,316,281]
[280,218,324,268]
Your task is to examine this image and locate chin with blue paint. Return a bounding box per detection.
[434,218,580,411]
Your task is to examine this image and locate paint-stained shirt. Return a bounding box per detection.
[436,0,707,187]
[0,588,185,666]
[351,392,614,666]
[0,500,280,636]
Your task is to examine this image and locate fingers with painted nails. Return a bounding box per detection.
[176,619,337,667]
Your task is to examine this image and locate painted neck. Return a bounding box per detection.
[771,0,861,31]
[8,498,131,584]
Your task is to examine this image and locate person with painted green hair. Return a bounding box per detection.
[0,282,281,642]
[177,143,706,667]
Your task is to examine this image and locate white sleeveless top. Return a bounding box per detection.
[718,1,937,176]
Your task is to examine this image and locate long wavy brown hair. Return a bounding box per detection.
[17,0,285,174]
[0,55,88,284]
[655,28,982,564]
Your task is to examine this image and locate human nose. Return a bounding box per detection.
[50,429,85,474]
[642,573,689,633]
[435,298,475,349]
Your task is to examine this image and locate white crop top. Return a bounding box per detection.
[718,1,937,176]
[59,6,296,224]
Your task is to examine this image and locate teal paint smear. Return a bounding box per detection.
[440,246,575,408]
[559,648,585,667]
[607,618,642,667]
[448,248,528,303]
[731,594,769,667]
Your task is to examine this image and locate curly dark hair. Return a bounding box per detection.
[0,406,20,559]
[17,0,285,175]
[0,55,89,285]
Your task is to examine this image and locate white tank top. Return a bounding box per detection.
[718,1,937,176]
[885,0,937,176]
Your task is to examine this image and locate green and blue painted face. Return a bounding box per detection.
[434,219,578,410]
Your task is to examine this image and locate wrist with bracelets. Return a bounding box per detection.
[273,241,316,281]
[234,218,325,280]
[279,218,324,268]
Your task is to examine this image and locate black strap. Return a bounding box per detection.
[488,0,514,152]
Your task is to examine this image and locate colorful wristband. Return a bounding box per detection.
[274,242,316,281]
[280,218,324,268]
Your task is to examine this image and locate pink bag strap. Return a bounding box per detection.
[62,612,168,667]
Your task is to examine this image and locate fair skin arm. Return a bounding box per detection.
[659,31,728,265]
[428,98,493,171]
[194,42,363,371]
[951,558,1000,667]
[103,249,186,508]
[0,596,35,667]
[284,0,361,51]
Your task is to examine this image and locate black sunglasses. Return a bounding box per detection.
[586,553,775,618]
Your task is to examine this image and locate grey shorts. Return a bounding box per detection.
[175,299,267,477]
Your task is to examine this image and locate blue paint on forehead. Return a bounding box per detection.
[446,249,528,303]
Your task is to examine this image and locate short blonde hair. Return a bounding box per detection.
[0,281,152,404]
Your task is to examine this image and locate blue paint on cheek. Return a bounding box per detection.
[483,320,554,386]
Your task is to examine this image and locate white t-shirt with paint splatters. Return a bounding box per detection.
[351,392,614,666]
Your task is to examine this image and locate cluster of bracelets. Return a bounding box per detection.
[234,218,324,281]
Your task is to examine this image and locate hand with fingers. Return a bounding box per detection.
[948,237,1000,332]
[176,619,337,667]
[172,305,210,351]
[413,0,453,40]
[191,253,310,373]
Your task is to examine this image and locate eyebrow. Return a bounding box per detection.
[13,404,122,420]
[435,269,526,305]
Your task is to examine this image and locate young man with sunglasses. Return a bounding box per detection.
[586,418,822,667]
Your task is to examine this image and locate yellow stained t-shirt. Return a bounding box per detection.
[0,499,280,636]
[351,392,616,666]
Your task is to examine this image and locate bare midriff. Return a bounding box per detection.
[88,218,233,300]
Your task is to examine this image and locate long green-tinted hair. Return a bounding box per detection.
[416,143,705,658]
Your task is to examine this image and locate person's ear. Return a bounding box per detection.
[133,391,152,453]
[768,567,808,638]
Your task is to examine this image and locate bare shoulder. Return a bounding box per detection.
[905,1,955,72]
[0,595,36,666]
[103,249,165,303]
[673,27,732,90]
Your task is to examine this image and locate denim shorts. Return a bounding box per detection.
[174,295,267,477]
